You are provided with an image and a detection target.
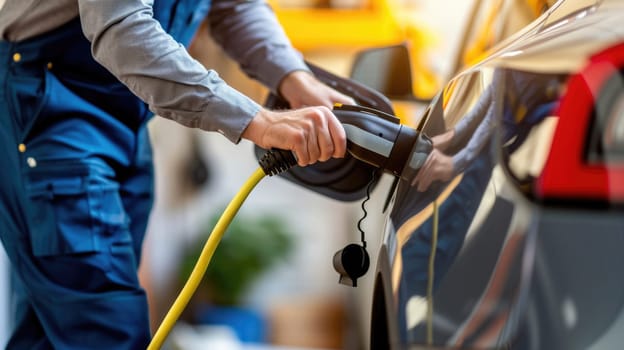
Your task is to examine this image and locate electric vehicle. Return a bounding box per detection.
[263,0,624,349]
[368,0,624,349]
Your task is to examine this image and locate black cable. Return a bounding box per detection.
[356,170,377,248]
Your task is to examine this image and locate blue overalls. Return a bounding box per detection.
[0,1,210,348]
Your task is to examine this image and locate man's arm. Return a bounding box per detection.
[208,0,354,108]
[208,0,309,95]
[78,0,260,143]
[77,0,346,164]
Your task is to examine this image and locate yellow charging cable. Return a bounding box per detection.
[148,147,296,349]
[147,167,266,350]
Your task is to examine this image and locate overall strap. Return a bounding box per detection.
[153,0,213,47]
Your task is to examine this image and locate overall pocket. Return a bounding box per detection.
[25,161,133,270]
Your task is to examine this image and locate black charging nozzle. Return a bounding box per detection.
[257,104,432,287]
[259,104,432,180]
[332,104,432,183]
[331,104,433,287]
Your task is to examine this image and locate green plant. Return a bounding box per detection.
[179,209,294,307]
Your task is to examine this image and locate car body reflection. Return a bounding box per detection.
[374,1,624,349]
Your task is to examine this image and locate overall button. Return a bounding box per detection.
[13,53,21,62]
[18,144,26,153]
[47,62,53,70]
[27,157,37,168]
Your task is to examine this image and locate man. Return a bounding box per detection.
[0,0,353,348]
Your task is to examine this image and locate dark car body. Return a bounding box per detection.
[260,0,624,349]
[369,1,624,349]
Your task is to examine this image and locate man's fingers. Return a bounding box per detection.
[306,119,321,164]
[305,106,344,163]
[316,125,335,162]
[417,175,432,192]
[247,106,347,166]
[327,111,347,158]
[333,90,356,106]
[292,128,310,166]
[316,108,343,161]
[412,154,434,191]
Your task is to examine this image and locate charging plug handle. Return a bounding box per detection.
[259,149,297,176]
[333,104,432,180]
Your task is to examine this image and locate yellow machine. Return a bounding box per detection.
[268,0,440,100]
[269,0,554,114]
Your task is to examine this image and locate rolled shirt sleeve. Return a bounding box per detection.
[77,0,265,143]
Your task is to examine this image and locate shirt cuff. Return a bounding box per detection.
[198,83,262,144]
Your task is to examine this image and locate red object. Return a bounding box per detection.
[536,42,624,202]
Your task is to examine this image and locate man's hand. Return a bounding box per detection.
[411,148,455,192]
[242,106,347,167]
[242,70,352,167]
[279,70,355,108]
[431,129,456,153]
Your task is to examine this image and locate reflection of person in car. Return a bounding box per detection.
[412,68,567,192]
[398,68,568,343]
